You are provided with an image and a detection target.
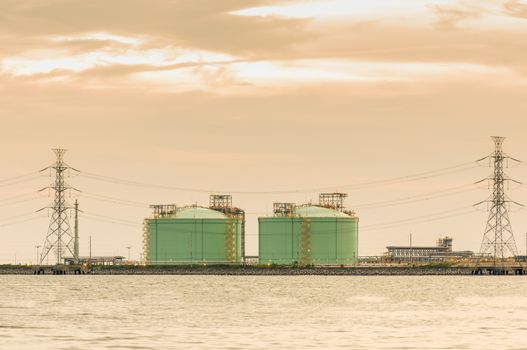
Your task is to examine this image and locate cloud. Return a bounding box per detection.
[0,0,312,57]
[122,57,518,97]
[504,0,527,18]
[51,32,143,46]
[231,0,426,20]
[0,0,526,94]
[0,33,237,77]
[429,3,482,30]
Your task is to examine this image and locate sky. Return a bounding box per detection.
[1,0,527,264]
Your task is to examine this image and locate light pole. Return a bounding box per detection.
[35,245,41,265]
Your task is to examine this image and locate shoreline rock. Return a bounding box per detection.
[0,265,478,276]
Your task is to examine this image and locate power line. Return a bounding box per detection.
[77,161,478,194]
[0,215,44,228]
[360,210,479,232]
[78,191,149,208]
[0,211,41,224]
[75,181,481,215]
[0,191,45,208]
[331,163,479,191]
[361,205,475,230]
[0,196,42,208]
[354,183,479,210]
[82,213,143,228]
[139,209,478,235]
[0,171,39,184]
[0,174,41,188]
[0,191,39,203]
[72,183,483,229]
[82,211,143,226]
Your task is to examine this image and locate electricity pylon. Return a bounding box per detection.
[476,137,522,266]
[38,149,79,265]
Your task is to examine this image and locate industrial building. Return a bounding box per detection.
[259,193,359,265]
[384,236,473,263]
[63,256,125,266]
[143,195,245,264]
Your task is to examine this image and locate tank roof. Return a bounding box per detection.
[294,205,350,218]
[175,206,227,219]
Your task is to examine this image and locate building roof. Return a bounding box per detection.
[175,206,227,219]
[293,205,350,218]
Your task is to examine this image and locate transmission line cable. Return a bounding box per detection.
[77,182,481,213]
[78,191,149,208]
[0,191,38,202]
[354,183,479,210]
[82,211,143,226]
[78,161,478,194]
[0,196,42,208]
[0,215,43,228]
[361,205,475,229]
[82,213,143,228]
[360,209,479,232]
[0,171,39,183]
[0,174,41,188]
[0,211,41,224]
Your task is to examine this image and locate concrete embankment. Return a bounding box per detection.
[0,265,476,275]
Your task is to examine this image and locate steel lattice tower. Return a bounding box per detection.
[38,149,78,265]
[478,137,521,265]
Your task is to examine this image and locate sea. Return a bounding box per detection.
[1,276,526,349]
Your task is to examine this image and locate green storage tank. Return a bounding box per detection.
[144,206,244,264]
[258,205,358,265]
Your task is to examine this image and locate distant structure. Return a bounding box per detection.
[38,149,78,265]
[477,136,521,264]
[273,202,295,217]
[73,200,80,264]
[319,193,347,212]
[63,256,125,265]
[384,236,473,263]
[209,194,246,261]
[259,193,359,266]
[143,195,245,264]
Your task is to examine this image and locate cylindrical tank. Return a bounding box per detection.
[258,205,358,265]
[144,206,244,264]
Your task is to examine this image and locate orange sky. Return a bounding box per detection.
[1,0,527,263]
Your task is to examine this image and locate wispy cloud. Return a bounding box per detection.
[0,33,237,77]
[50,32,143,46]
[429,3,482,29]
[231,0,429,21]
[0,0,526,93]
[504,0,527,18]
[130,59,516,95]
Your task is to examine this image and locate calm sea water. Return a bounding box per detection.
[1,276,527,349]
